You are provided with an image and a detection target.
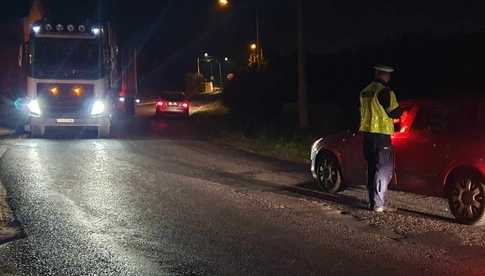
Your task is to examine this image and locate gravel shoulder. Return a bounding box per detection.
[0,145,20,246]
[0,181,17,243]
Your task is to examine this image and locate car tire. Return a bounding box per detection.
[447,170,485,225]
[30,124,44,138]
[315,152,343,193]
[98,122,111,138]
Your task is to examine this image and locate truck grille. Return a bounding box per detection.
[37,83,94,117]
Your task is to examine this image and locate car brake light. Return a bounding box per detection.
[156,101,165,106]
[182,103,188,108]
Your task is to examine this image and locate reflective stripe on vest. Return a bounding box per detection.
[359,82,399,135]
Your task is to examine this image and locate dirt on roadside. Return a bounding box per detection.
[0,181,18,244]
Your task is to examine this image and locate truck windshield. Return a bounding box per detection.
[32,37,102,79]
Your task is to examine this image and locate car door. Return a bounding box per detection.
[341,132,366,186]
[392,103,453,196]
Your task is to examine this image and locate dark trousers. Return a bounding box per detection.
[363,133,394,209]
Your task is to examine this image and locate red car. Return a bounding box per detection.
[311,99,485,225]
[156,92,190,117]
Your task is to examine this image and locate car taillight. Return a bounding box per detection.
[156,101,165,107]
[182,102,189,108]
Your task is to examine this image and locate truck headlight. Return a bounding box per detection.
[91,100,105,116]
[27,99,41,116]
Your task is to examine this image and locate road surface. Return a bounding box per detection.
[1,105,485,275]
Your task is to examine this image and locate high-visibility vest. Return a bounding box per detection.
[359,82,399,135]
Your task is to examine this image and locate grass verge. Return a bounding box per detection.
[191,98,331,164]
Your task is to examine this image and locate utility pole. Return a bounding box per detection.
[218,61,223,89]
[297,0,309,128]
[255,7,262,70]
[134,48,139,98]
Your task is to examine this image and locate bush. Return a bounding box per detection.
[223,69,284,128]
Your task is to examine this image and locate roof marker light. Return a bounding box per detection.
[78,25,86,32]
[45,24,52,31]
[67,24,75,32]
[91,27,101,35]
[32,25,41,34]
[56,24,64,31]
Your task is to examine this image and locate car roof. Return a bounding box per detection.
[160,91,185,96]
[401,97,485,108]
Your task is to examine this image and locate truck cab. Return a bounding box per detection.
[24,21,115,138]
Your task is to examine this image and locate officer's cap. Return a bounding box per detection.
[374,64,395,73]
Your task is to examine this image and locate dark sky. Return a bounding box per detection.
[27,1,485,54]
[2,0,485,89]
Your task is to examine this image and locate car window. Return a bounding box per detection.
[474,101,485,130]
[413,103,476,132]
[161,93,185,101]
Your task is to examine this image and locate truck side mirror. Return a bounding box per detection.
[18,44,23,68]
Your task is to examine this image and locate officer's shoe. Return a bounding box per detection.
[373,207,385,213]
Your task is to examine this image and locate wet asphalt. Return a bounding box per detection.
[1,106,485,275]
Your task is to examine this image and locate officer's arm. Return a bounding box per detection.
[388,106,403,119]
[378,88,402,119]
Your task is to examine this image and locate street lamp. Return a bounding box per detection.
[216,1,263,69]
[224,57,229,62]
[218,0,229,7]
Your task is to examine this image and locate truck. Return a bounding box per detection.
[21,20,119,138]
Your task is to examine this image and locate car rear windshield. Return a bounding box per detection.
[161,94,185,101]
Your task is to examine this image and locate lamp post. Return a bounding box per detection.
[197,53,224,91]
[197,52,210,75]
[217,0,263,69]
[255,7,262,69]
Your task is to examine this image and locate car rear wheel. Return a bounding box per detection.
[448,172,485,225]
[315,153,343,193]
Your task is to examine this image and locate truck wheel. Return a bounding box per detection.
[30,124,45,138]
[448,171,485,225]
[98,122,111,138]
[315,152,343,193]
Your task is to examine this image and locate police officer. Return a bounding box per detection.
[359,65,402,212]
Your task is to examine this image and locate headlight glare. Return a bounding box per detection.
[27,99,41,115]
[91,100,105,115]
